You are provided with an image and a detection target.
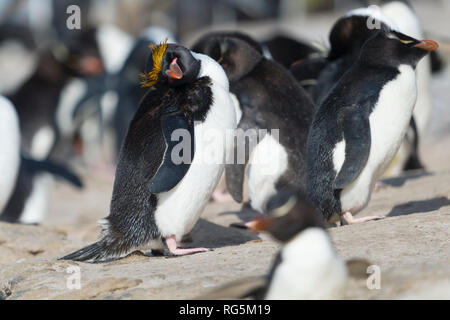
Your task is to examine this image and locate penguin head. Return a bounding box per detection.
[192,32,263,82]
[141,41,200,88]
[247,189,324,243]
[328,12,394,60]
[359,30,438,67]
[51,27,104,77]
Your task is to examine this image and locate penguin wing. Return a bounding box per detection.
[194,276,267,300]
[225,114,260,203]
[148,110,195,193]
[334,106,371,189]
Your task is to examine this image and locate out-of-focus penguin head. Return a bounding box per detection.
[247,188,324,243]
[192,31,263,82]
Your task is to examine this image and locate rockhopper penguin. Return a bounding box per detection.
[199,189,348,299]
[192,32,315,213]
[61,41,237,261]
[306,30,438,225]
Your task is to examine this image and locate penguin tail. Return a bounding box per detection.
[59,220,131,262]
[59,242,105,262]
[22,156,83,188]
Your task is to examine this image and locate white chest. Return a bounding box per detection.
[265,228,347,300]
[339,65,417,213]
[155,73,237,240]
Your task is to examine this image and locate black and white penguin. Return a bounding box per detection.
[378,0,434,174]
[61,42,237,261]
[0,96,83,224]
[312,5,431,174]
[307,30,438,225]
[200,189,347,299]
[313,7,397,106]
[192,32,316,212]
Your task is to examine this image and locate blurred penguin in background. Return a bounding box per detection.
[193,31,315,213]
[0,95,83,224]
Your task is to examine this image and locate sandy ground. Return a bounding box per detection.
[1,1,450,300]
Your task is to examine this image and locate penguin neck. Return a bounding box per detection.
[282,228,336,265]
[191,52,229,91]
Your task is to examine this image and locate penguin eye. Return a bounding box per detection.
[271,196,298,218]
[387,32,413,44]
[386,32,399,40]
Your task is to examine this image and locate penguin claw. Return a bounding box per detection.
[342,212,384,225]
[165,235,210,256]
[168,247,209,256]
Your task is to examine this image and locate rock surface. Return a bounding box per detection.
[0,168,449,300]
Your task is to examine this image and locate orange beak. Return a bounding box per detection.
[414,40,439,51]
[165,58,183,79]
[245,216,273,232]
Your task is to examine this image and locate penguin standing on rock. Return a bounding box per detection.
[307,30,438,225]
[61,41,237,262]
[192,32,315,213]
[199,189,348,300]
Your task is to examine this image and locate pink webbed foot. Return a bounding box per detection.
[342,212,384,225]
[211,188,234,203]
[165,235,209,255]
[375,181,388,191]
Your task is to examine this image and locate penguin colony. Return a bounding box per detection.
[0,0,444,299]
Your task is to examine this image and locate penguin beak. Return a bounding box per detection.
[165,58,183,79]
[414,40,439,51]
[79,56,104,76]
[245,216,273,232]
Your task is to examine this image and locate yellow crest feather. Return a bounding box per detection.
[140,39,168,87]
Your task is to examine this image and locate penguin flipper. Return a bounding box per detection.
[148,111,195,194]
[21,156,83,188]
[225,117,260,203]
[334,106,371,189]
[195,276,267,300]
[289,57,328,84]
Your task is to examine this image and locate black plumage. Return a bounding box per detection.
[61,44,216,261]
[193,32,315,207]
[0,156,83,223]
[307,30,436,222]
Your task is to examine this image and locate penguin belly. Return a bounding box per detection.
[19,174,52,224]
[339,65,417,214]
[154,80,236,241]
[265,228,347,300]
[0,97,21,212]
[381,1,432,174]
[247,134,289,212]
[381,1,431,135]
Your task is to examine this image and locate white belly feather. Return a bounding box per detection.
[247,134,288,212]
[154,53,237,241]
[265,228,347,300]
[338,65,417,213]
[0,97,21,212]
